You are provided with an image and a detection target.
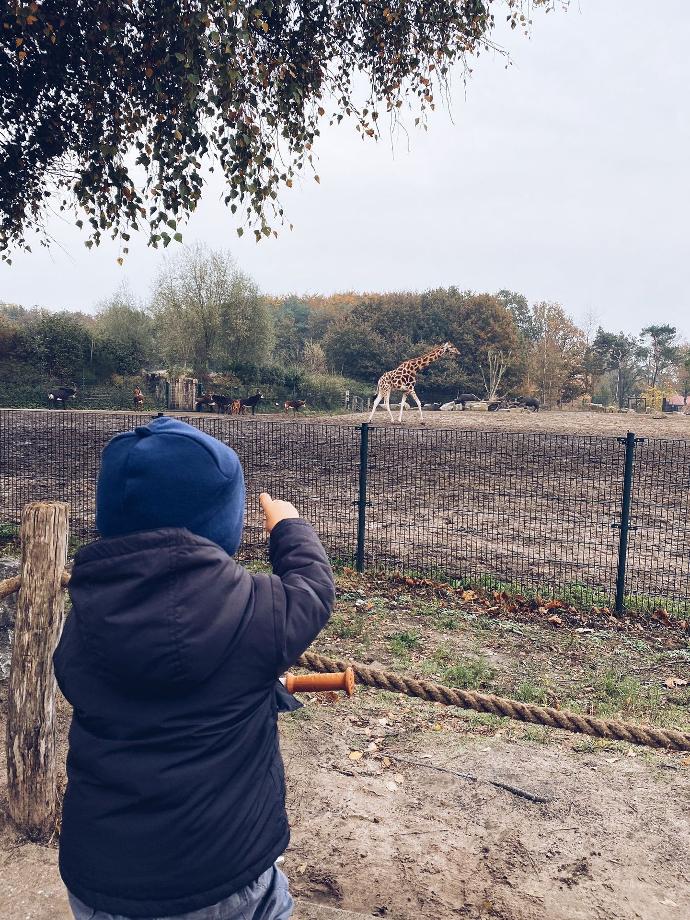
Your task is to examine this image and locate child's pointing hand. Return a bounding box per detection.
[259,492,300,533]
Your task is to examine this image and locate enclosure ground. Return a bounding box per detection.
[1,569,688,919]
[3,408,690,614]
[6,405,690,438]
[334,408,690,439]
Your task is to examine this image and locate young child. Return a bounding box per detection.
[53,416,335,920]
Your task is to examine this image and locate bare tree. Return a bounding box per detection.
[149,243,273,375]
[481,349,511,402]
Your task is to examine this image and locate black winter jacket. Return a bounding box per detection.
[53,520,334,917]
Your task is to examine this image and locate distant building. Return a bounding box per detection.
[662,393,689,412]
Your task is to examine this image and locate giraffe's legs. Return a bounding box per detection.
[383,392,394,421]
[410,388,424,421]
[398,392,409,422]
[368,392,383,422]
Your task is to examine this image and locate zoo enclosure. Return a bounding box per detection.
[1,410,689,613]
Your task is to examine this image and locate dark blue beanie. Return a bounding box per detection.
[96,416,245,556]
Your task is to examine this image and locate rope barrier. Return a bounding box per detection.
[2,573,688,752]
[0,575,21,600]
[297,651,690,753]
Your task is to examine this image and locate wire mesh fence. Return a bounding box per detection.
[1,410,689,613]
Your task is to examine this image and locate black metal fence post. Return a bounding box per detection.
[614,431,640,613]
[355,423,371,573]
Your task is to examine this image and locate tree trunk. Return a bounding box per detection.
[6,502,69,841]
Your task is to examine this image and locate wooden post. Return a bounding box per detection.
[6,501,69,840]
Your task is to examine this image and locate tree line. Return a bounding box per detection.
[1,245,688,410]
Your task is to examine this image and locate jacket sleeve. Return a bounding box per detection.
[268,518,335,673]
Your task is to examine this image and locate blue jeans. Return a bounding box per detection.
[68,865,293,920]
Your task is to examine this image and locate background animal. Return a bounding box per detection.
[195,393,216,412]
[133,387,144,409]
[456,393,482,410]
[284,399,306,413]
[517,396,540,412]
[48,385,77,408]
[240,392,264,415]
[211,394,234,414]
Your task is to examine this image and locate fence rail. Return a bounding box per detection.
[1,409,689,613]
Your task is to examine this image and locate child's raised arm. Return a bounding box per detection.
[260,492,335,673]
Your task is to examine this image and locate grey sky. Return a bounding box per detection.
[2,0,689,339]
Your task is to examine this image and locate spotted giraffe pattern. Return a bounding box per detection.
[368,342,460,422]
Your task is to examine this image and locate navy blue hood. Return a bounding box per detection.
[95,416,245,557]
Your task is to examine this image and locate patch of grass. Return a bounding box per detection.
[433,610,462,630]
[459,711,504,729]
[327,614,367,640]
[427,646,494,689]
[388,631,422,655]
[442,659,494,689]
[518,725,551,744]
[571,737,619,754]
[513,680,555,705]
[239,559,271,574]
[595,669,648,713]
[568,669,690,731]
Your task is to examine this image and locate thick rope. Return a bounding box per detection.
[297,651,690,753]
[3,573,688,752]
[0,575,21,600]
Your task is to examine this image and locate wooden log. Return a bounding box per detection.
[6,501,69,840]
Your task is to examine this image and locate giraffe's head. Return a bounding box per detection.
[443,342,460,356]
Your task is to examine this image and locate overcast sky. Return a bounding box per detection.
[2,0,689,339]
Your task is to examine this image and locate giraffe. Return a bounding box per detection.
[368,342,460,422]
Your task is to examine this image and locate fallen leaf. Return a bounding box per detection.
[548,615,563,626]
[349,751,363,761]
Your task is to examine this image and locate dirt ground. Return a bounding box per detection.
[1,568,689,920]
[333,407,690,440]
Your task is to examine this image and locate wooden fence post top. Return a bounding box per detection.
[21,500,70,514]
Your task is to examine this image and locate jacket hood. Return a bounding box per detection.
[95,416,245,558]
[67,528,253,690]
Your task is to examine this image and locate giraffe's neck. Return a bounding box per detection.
[401,346,447,373]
